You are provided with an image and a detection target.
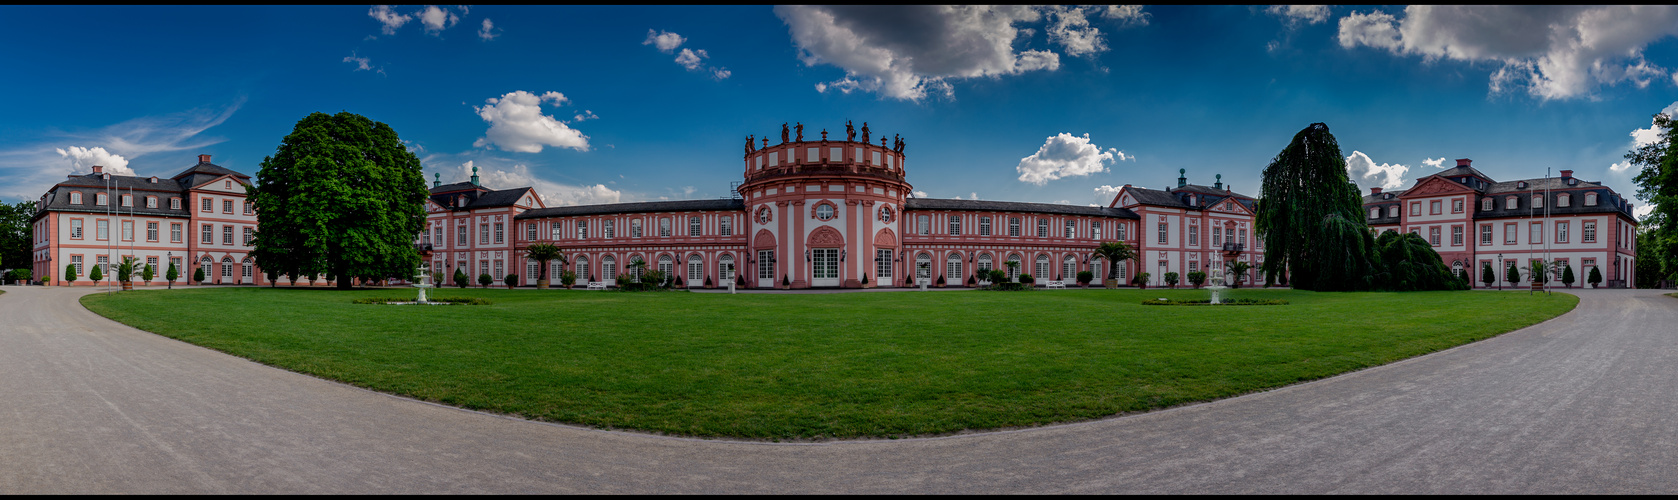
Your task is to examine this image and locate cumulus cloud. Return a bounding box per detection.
[56,146,133,175]
[472,91,590,153]
[912,190,928,198]
[1093,184,1124,204]
[342,52,384,75]
[1422,157,1446,168]
[451,161,620,206]
[419,5,460,35]
[1345,151,1409,190]
[675,48,707,70]
[1336,6,1678,100]
[1267,5,1330,26]
[572,110,599,122]
[776,5,1068,101]
[1016,133,1130,185]
[1630,101,1678,147]
[478,19,499,41]
[712,68,731,80]
[1101,5,1151,26]
[369,5,412,35]
[1047,6,1107,57]
[643,29,686,53]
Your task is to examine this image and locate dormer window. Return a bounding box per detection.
[145,196,157,208]
[1531,194,1543,209]
[96,193,108,206]
[1505,196,1517,210]
[1585,193,1598,206]
[70,192,83,204]
[1482,198,1493,211]
[149,176,158,183]
[120,194,132,207]
[1370,207,1379,219]
[1558,193,1570,207]
[1387,205,1398,218]
[170,197,180,210]
[1517,181,1527,189]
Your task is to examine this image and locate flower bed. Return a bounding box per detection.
[1140,298,1288,306]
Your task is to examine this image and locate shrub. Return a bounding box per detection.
[1132,272,1150,285]
[988,269,1007,284]
[1187,271,1207,288]
[1018,273,1033,285]
[66,263,79,283]
[477,273,493,288]
[91,265,104,282]
[1561,264,1575,288]
[967,274,976,286]
[1163,272,1179,288]
[505,273,518,286]
[1076,270,1094,285]
[936,274,945,286]
[353,296,491,305]
[141,263,154,282]
[1587,266,1602,286]
[704,276,713,288]
[560,270,577,286]
[1140,298,1289,306]
[861,273,868,286]
[453,269,469,288]
[1481,263,1495,288]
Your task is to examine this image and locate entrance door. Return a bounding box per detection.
[758,250,775,288]
[811,248,839,287]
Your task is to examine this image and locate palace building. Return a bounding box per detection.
[27,124,1640,289]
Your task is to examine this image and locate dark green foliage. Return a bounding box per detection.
[1588,265,1603,286]
[523,243,562,282]
[248,112,428,290]
[1132,272,1149,285]
[65,263,78,282]
[1256,123,1370,290]
[1369,232,1466,291]
[194,266,206,284]
[1228,261,1253,288]
[988,268,1007,284]
[116,257,135,283]
[477,273,493,288]
[1457,268,1471,287]
[1507,261,1522,285]
[1481,263,1495,287]
[1077,270,1094,284]
[504,274,517,286]
[353,296,491,305]
[1140,298,1289,306]
[936,274,945,285]
[453,268,469,288]
[1094,241,1136,281]
[141,263,154,282]
[1163,272,1179,288]
[1561,263,1575,287]
[1636,228,1663,288]
[1187,271,1207,288]
[783,274,790,287]
[0,200,36,270]
[1018,273,1033,284]
[1625,111,1677,283]
[90,264,103,282]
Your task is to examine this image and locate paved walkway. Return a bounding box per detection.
[1,285,1673,493]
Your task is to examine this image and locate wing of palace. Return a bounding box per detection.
[25,127,1641,289]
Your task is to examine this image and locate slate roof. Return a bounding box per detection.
[1435,165,1494,182]
[1120,185,1257,212]
[172,161,250,189]
[1120,186,1191,208]
[428,184,534,211]
[1473,187,1636,219]
[905,198,1139,218]
[1361,189,1406,204]
[516,199,746,219]
[34,159,253,220]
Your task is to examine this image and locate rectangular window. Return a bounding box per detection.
[1009,217,1020,237]
[202,198,213,212]
[97,219,109,240]
[1411,202,1421,216]
[1238,229,1247,246]
[632,219,643,238]
[146,197,156,208]
[494,222,504,244]
[120,194,131,207]
[96,193,107,206]
[495,261,504,283]
[1556,222,1569,243]
[578,220,588,239]
[223,225,233,245]
[480,261,489,279]
[170,198,180,210]
[949,215,961,236]
[1532,195,1544,209]
[480,223,489,244]
[171,223,182,243]
[458,226,468,247]
[1064,220,1075,238]
[1370,207,1380,219]
[1189,226,1199,246]
[1480,224,1492,245]
[526,223,536,241]
[223,200,233,214]
[607,220,618,238]
[146,222,158,242]
[690,216,702,237]
[244,227,254,245]
[917,215,930,235]
[1158,223,1168,244]
[1452,199,1463,213]
[1451,225,1462,246]
[435,227,443,246]
[659,218,671,237]
[1215,226,1225,246]
[1530,222,1542,244]
[876,249,892,279]
[244,201,253,214]
[717,218,728,237]
[1036,219,1048,238]
[1430,200,1441,214]
[980,217,991,236]
[1117,224,1126,241]
[70,255,82,277]
[1506,197,1517,210]
[1583,221,1596,243]
[1504,223,1517,244]
[121,221,133,241]
[71,219,83,239]
[97,256,109,277]
[1430,226,1441,246]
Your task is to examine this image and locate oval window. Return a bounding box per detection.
[816,204,835,221]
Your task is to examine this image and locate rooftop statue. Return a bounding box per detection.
[781,123,789,143]
[745,135,755,154]
[795,122,804,142]
[860,122,870,143]
[846,120,855,141]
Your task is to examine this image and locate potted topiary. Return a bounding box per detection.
[1187,271,1207,289]
[1163,272,1179,289]
[704,275,713,289]
[1133,272,1150,290]
[478,273,493,288]
[505,273,518,289]
[90,264,104,285]
[141,262,154,287]
[861,272,870,288]
[560,270,577,289]
[783,274,791,289]
[454,269,469,288]
[1077,270,1094,287]
[1018,273,1034,288]
[65,263,78,286]
[1481,263,1495,289]
[524,244,564,289]
[935,274,945,288]
[1561,263,1575,289]
[191,266,203,285]
[1588,266,1602,288]
[1094,241,1136,289]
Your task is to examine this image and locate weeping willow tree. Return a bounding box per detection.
[1370,231,1468,291]
[1256,123,1376,291]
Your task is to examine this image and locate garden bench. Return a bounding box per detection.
[1046,280,1066,289]
[586,281,606,290]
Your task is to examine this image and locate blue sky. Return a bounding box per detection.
[3,5,1676,218]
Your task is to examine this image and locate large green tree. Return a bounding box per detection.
[1256,123,1376,291]
[0,199,34,270]
[1625,111,1677,282]
[248,112,429,289]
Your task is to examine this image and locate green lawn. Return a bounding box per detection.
[82,287,1576,440]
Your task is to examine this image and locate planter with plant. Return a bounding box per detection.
[1228,261,1252,288]
[453,269,469,288]
[935,274,945,288]
[1560,263,1575,288]
[860,272,869,288]
[1187,271,1207,289]
[478,273,493,288]
[65,263,78,286]
[1018,273,1034,287]
[1163,272,1179,289]
[1133,272,1150,289]
[1480,263,1495,289]
[1077,270,1094,287]
[782,274,791,289]
[505,273,518,289]
[1588,266,1602,288]
[141,262,155,287]
[1094,241,1136,289]
[524,244,564,290]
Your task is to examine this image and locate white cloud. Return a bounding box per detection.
[1634,203,1654,220]
[471,91,590,153]
[712,68,731,80]
[55,146,132,175]
[1422,157,1446,168]
[342,52,383,75]
[419,5,460,35]
[643,29,685,53]
[572,110,599,122]
[969,192,979,200]
[1336,6,1678,100]
[451,161,620,207]
[912,190,928,198]
[1610,161,1635,173]
[1047,6,1107,57]
[479,19,499,41]
[369,5,412,35]
[1631,101,1678,147]
[1016,133,1128,185]
[775,5,1064,101]
[1266,5,1330,25]
[1345,151,1409,190]
[1101,5,1151,27]
[675,48,708,70]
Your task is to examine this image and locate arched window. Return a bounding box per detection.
[1006,253,1022,281]
[946,253,962,283]
[201,257,213,282]
[1558,193,1571,207]
[658,254,674,281]
[1370,208,1379,219]
[1482,198,1493,211]
[221,256,234,278]
[602,255,617,282]
[242,257,253,279]
[1506,196,1518,210]
[916,252,932,280]
[1532,194,1544,209]
[1388,205,1398,217]
[719,254,734,280]
[687,254,704,281]
[978,253,993,276]
[575,255,590,282]
[1063,255,1077,281]
[1035,254,1050,281]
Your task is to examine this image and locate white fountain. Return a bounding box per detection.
[413,264,432,304]
[1205,267,1227,305]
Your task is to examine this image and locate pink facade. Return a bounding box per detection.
[1363,159,1639,287]
[30,155,279,287]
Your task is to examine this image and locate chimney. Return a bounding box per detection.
[1560,169,1573,179]
[91,165,104,174]
[1371,187,1383,195]
[1456,158,1471,167]
[199,154,212,164]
